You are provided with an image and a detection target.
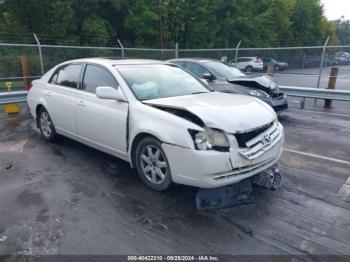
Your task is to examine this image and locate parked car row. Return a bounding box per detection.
[227,52,350,71]
[27,58,285,192]
[229,57,288,72]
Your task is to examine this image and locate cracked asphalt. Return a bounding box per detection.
[0,99,349,259]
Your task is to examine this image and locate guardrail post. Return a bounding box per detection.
[175,43,179,58]
[234,40,241,65]
[33,33,44,75]
[324,67,338,108]
[117,39,125,58]
[267,64,274,76]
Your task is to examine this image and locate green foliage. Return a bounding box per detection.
[0,0,336,48]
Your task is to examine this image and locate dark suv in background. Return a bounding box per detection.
[262,58,288,71]
[169,58,288,112]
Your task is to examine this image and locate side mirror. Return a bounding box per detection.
[202,73,214,81]
[96,86,127,102]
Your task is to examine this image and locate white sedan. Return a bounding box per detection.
[27,58,284,191]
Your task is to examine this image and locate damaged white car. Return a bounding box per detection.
[27,59,284,191]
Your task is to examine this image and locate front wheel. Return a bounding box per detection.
[38,108,57,142]
[135,137,172,191]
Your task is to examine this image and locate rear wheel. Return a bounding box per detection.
[245,66,253,72]
[38,108,57,142]
[135,137,172,191]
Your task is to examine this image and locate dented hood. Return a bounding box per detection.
[227,75,279,93]
[144,92,276,133]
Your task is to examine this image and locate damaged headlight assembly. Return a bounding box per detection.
[247,89,269,97]
[189,128,230,151]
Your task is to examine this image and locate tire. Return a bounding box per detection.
[275,65,280,71]
[135,137,172,191]
[245,66,253,72]
[38,108,57,142]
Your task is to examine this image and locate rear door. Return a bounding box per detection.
[47,63,84,137]
[75,64,128,157]
[236,58,249,69]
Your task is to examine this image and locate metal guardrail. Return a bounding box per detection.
[0,87,349,106]
[0,91,28,105]
[280,86,350,101]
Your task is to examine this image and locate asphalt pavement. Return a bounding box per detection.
[0,101,349,259]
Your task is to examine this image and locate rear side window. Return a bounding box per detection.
[82,64,118,93]
[238,58,250,62]
[50,64,83,89]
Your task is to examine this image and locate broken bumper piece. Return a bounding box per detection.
[196,179,255,210]
[252,164,281,189]
[196,164,282,210]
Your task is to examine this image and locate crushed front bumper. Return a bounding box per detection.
[162,123,284,189]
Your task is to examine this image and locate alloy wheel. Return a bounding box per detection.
[40,111,52,138]
[140,145,168,185]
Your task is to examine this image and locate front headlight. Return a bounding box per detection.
[189,128,229,151]
[247,89,268,97]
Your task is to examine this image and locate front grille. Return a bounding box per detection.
[235,122,274,148]
[271,92,284,98]
[240,122,282,160]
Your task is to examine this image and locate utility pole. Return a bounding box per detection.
[157,0,164,49]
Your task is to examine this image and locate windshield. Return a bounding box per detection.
[205,61,245,79]
[116,64,211,101]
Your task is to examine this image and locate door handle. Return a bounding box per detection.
[77,100,86,107]
[46,91,52,97]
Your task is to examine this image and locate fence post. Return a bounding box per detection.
[324,67,338,108]
[315,37,329,105]
[235,40,241,65]
[33,33,44,75]
[316,37,329,89]
[302,53,306,69]
[175,43,179,58]
[117,39,125,58]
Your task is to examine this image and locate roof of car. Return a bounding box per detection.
[63,58,169,65]
[169,58,219,63]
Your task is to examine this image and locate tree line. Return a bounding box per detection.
[0,0,344,48]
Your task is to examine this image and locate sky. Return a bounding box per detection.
[321,0,350,20]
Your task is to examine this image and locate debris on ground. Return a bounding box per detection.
[252,164,282,190]
[196,165,282,210]
[196,179,255,210]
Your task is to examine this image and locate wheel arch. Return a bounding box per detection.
[130,132,162,168]
[35,104,46,127]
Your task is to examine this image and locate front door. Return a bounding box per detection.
[75,64,128,158]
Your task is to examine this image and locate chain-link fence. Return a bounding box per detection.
[1,37,349,92]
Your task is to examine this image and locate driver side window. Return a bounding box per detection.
[82,64,118,93]
[184,62,209,78]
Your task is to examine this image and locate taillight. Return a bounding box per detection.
[28,82,33,90]
[256,58,262,63]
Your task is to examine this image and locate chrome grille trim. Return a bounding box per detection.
[213,157,276,180]
[240,122,282,160]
